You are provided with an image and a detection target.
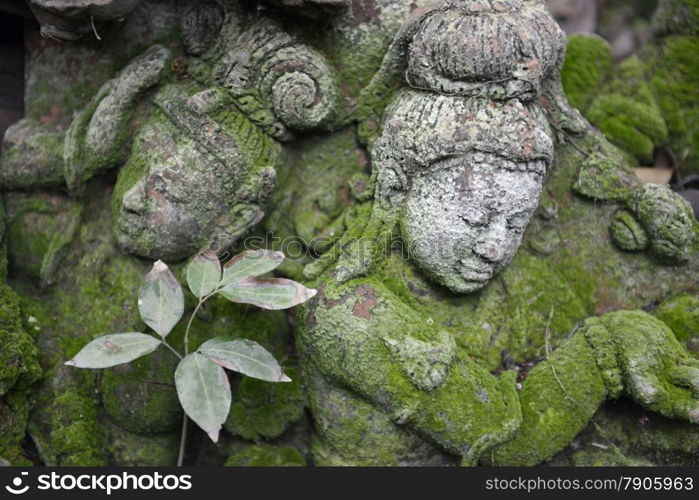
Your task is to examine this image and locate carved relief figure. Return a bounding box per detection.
[298,0,699,466]
[0,0,697,467]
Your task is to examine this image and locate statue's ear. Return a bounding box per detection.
[205,166,277,258]
[206,203,266,260]
[374,158,409,210]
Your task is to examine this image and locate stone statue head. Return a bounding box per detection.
[371,90,553,293]
[113,2,341,261]
[114,86,279,261]
[333,0,564,292]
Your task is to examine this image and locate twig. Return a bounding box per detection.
[90,16,102,41]
[161,340,183,360]
[177,415,188,466]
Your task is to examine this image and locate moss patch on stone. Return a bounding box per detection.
[561,35,613,112]
[654,293,699,343]
[224,443,306,466]
[224,367,305,441]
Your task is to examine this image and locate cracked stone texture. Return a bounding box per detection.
[0,0,697,467]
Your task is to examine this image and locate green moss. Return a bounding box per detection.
[300,267,526,463]
[485,332,608,465]
[587,93,667,165]
[646,35,699,173]
[6,206,59,280]
[571,150,638,203]
[101,350,182,436]
[605,57,658,105]
[105,420,179,466]
[225,444,306,466]
[224,367,305,441]
[585,56,669,165]
[610,210,649,251]
[306,372,452,466]
[46,390,107,466]
[0,284,41,396]
[654,294,699,343]
[561,35,613,112]
[567,27,699,172]
[0,390,34,466]
[211,105,281,169]
[630,183,696,263]
[0,284,40,464]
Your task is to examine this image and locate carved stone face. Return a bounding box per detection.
[400,154,545,293]
[115,117,235,261]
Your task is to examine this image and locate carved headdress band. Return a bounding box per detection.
[373,90,553,180]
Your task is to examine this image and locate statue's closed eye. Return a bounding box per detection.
[148,174,183,203]
[507,212,530,232]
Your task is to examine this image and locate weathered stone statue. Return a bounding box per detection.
[0,0,697,466]
[295,0,698,466]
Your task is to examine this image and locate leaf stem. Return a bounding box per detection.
[177,414,187,466]
[161,340,183,360]
[178,290,216,466]
[184,299,205,356]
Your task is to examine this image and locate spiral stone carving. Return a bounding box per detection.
[212,17,341,141]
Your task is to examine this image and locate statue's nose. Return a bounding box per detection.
[121,179,147,215]
[473,223,507,263]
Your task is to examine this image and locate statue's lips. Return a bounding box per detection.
[458,262,493,283]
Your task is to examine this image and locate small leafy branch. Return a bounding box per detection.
[65,249,317,466]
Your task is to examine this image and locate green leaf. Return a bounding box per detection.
[220,250,285,287]
[198,337,291,382]
[175,353,231,443]
[65,333,161,369]
[139,260,184,338]
[186,250,222,298]
[220,277,317,310]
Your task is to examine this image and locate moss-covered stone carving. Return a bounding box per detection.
[0,0,697,467]
[562,0,699,174]
[296,0,699,466]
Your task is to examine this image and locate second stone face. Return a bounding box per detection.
[113,85,281,261]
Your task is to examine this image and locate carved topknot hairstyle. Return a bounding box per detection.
[406,0,566,100]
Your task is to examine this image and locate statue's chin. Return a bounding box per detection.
[437,275,490,295]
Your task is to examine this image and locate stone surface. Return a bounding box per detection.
[0,0,697,467]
